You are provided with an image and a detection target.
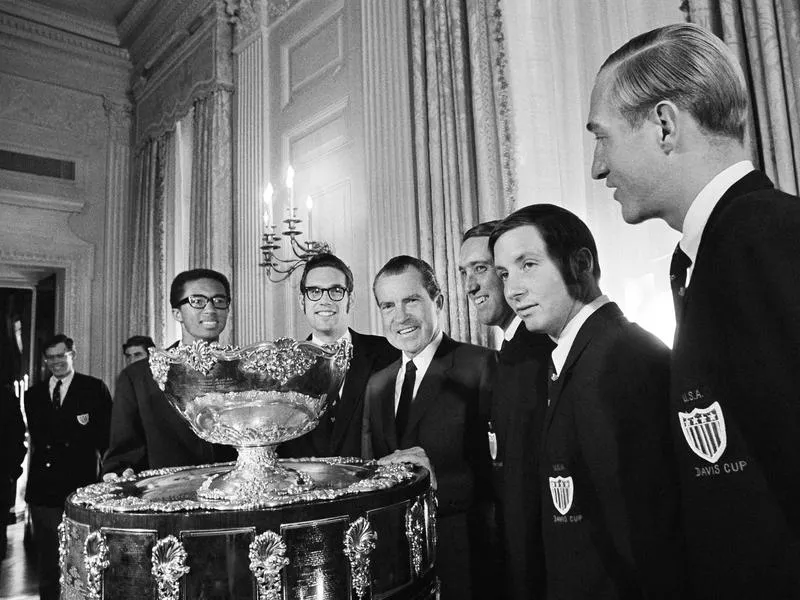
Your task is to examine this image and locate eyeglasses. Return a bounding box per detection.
[44,351,73,362]
[303,286,348,302]
[176,294,231,310]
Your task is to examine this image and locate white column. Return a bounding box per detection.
[361,0,417,332]
[102,97,132,387]
[232,12,273,345]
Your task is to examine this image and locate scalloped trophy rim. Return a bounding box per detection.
[149,337,338,365]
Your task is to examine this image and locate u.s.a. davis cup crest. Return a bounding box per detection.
[548,476,574,515]
[679,400,727,463]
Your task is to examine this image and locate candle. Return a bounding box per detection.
[286,165,295,212]
[14,380,19,398]
[263,183,273,229]
[306,196,313,240]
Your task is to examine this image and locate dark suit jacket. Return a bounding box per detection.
[541,303,685,599]
[102,358,235,475]
[25,372,112,507]
[672,170,800,597]
[363,334,496,600]
[1,384,26,500]
[490,324,553,600]
[280,329,398,458]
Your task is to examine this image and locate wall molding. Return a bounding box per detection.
[0,0,121,45]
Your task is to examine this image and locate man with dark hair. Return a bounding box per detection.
[589,23,800,597]
[25,334,112,600]
[490,205,685,599]
[122,335,156,366]
[460,222,552,600]
[103,269,236,476]
[280,253,398,458]
[364,255,496,600]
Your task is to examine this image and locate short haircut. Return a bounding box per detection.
[489,204,601,300]
[169,269,231,308]
[299,253,354,293]
[600,23,748,142]
[373,255,441,301]
[123,335,155,352]
[43,333,74,354]
[462,220,501,243]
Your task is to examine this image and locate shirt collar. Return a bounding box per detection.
[49,370,75,397]
[550,295,610,376]
[402,329,443,372]
[503,316,523,341]
[680,160,755,266]
[310,328,352,347]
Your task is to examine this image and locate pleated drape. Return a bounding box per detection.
[409,0,513,345]
[688,0,800,194]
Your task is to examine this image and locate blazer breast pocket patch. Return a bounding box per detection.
[549,475,574,515]
[678,400,726,463]
[76,413,90,426]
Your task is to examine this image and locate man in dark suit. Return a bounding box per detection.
[491,205,685,599]
[25,334,112,600]
[589,23,800,597]
[103,269,236,476]
[363,255,495,600]
[279,253,398,459]
[459,222,552,600]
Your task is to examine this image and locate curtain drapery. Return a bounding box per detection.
[129,132,173,347]
[189,89,234,273]
[409,0,513,345]
[687,0,800,194]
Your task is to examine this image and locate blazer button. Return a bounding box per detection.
[45,462,51,468]
[64,442,70,447]
[46,444,51,450]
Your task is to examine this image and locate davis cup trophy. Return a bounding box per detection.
[60,339,438,600]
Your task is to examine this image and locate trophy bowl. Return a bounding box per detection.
[149,338,351,504]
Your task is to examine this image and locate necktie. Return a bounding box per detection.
[670,245,692,324]
[52,380,62,409]
[546,356,557,406]
[396,360,417,440]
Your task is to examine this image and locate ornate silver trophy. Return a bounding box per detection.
[149,337,351,503]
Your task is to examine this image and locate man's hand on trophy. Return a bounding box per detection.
[378,446,437,490]
[102,468,135,482]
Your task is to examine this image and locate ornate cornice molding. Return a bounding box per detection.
[0,11,129,63]
[118,0,159,41]
[0,190,85,213]
[0,0,120,45]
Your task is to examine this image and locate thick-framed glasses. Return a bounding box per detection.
[303,286,347,302]
[176,294,231,310]
[44,351,74,362]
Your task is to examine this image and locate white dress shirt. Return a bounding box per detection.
[549,295,611,378]
[48,371,75,407]
[394,330,444,413]
[311,329,352,398]
[680,160,755,286]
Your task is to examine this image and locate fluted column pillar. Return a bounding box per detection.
[102,97,133,387]
[230,0,273,345]
[361,0,417,331]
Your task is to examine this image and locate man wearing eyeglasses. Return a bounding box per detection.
[25,334,112,600]
[279,253,398,459]
[103,269,237,477]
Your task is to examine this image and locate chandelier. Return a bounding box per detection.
[259,165,331,282]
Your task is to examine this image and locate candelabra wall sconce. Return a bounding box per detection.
[259,166,332,283]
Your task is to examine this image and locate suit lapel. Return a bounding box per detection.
[401,335,454,445]
[377,359,401,452]
[543,303,622,434]
[330,330,371,452]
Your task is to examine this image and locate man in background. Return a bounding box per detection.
[364,255,495,600]
[588,22,800,597]
[459,222,552,600]
[280,253,397,458]
[103,269,236,476]
[25,334,111,600]
[0,383,25,560]
[122,335,155,366]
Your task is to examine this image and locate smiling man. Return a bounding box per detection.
[103,269,236,476]
[588,24,800,597]
[459,221,553,600]
[122,335,155,366]
[491,205,685,599]
[363,255,496,600]
[279,253,397,459]
[25,334,112,600]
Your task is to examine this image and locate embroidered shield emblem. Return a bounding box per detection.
[76,413,89,426]
[548,476,574,515]
[679,401,727,463]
